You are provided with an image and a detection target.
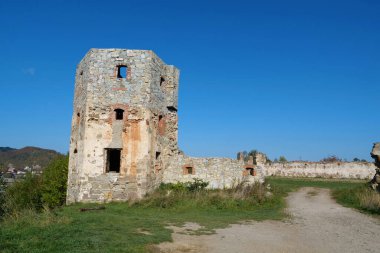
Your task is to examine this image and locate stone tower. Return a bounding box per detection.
[66,49,179,203]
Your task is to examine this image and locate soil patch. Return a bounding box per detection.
[151,187,380,253]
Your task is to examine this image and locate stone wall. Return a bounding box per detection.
[162,154,264,188]
[264,162,376,180]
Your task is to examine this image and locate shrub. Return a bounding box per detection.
[159,181,187,192]
[41,155,69,208]
[2,173,43,215]
[187,178,209,192]
[1,155,69,216]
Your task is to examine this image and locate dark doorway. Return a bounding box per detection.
[106,149,121,173]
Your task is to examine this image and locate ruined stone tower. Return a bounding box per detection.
[66,49,179,203]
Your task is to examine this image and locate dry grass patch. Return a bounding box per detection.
[358,189,380,213]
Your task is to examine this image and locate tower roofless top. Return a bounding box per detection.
[80,48,176,68]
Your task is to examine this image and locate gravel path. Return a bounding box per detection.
[153,187,380,253]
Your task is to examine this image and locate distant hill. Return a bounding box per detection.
[0,147,16,152]
[0,146,62,171]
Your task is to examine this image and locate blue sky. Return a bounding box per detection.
[0,0,379,161]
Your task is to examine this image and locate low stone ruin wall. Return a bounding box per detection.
[264,162,376,180]
[163,155,263,189]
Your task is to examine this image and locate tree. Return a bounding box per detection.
[320,155,342,163]
[239,149,268,163]
[41,155,69,208]
[278,156,287,163]
[353,158,360,162]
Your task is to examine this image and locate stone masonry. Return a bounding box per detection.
[370,142,380,191]
[162,154,265,189]
[264,161,376,179]
[66,49,263,204]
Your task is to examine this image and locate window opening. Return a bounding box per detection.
[114,109,124,120]
[246,167,255,176]
[117,65,128,78]
[160,77,165,87]
[76,112,81,124]
[167,106,177,112]
[106,149,121,173]
[186,166,193,174]
[156,152,161,160]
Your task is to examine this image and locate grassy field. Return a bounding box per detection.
[0,177,374,253]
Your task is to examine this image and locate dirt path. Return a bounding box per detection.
[153,187,380,253]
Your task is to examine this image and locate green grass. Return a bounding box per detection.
[0,177,373,253]
[0,183,284,253]
[266,177,365,192]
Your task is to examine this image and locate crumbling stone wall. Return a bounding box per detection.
[264,162,376,179]
[162,154,264,188]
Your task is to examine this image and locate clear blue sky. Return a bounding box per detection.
[0,0,379,161]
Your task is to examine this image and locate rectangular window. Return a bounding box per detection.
[114,109,124,120]
[246,167,255,176]
[106,149,121,173]
[117,66,128,78]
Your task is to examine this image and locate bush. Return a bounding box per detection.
[159,181,188,192]
[187,178,209,192]
[41,155,69,208]
[0,155,69,217]
[2,173,43,215]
